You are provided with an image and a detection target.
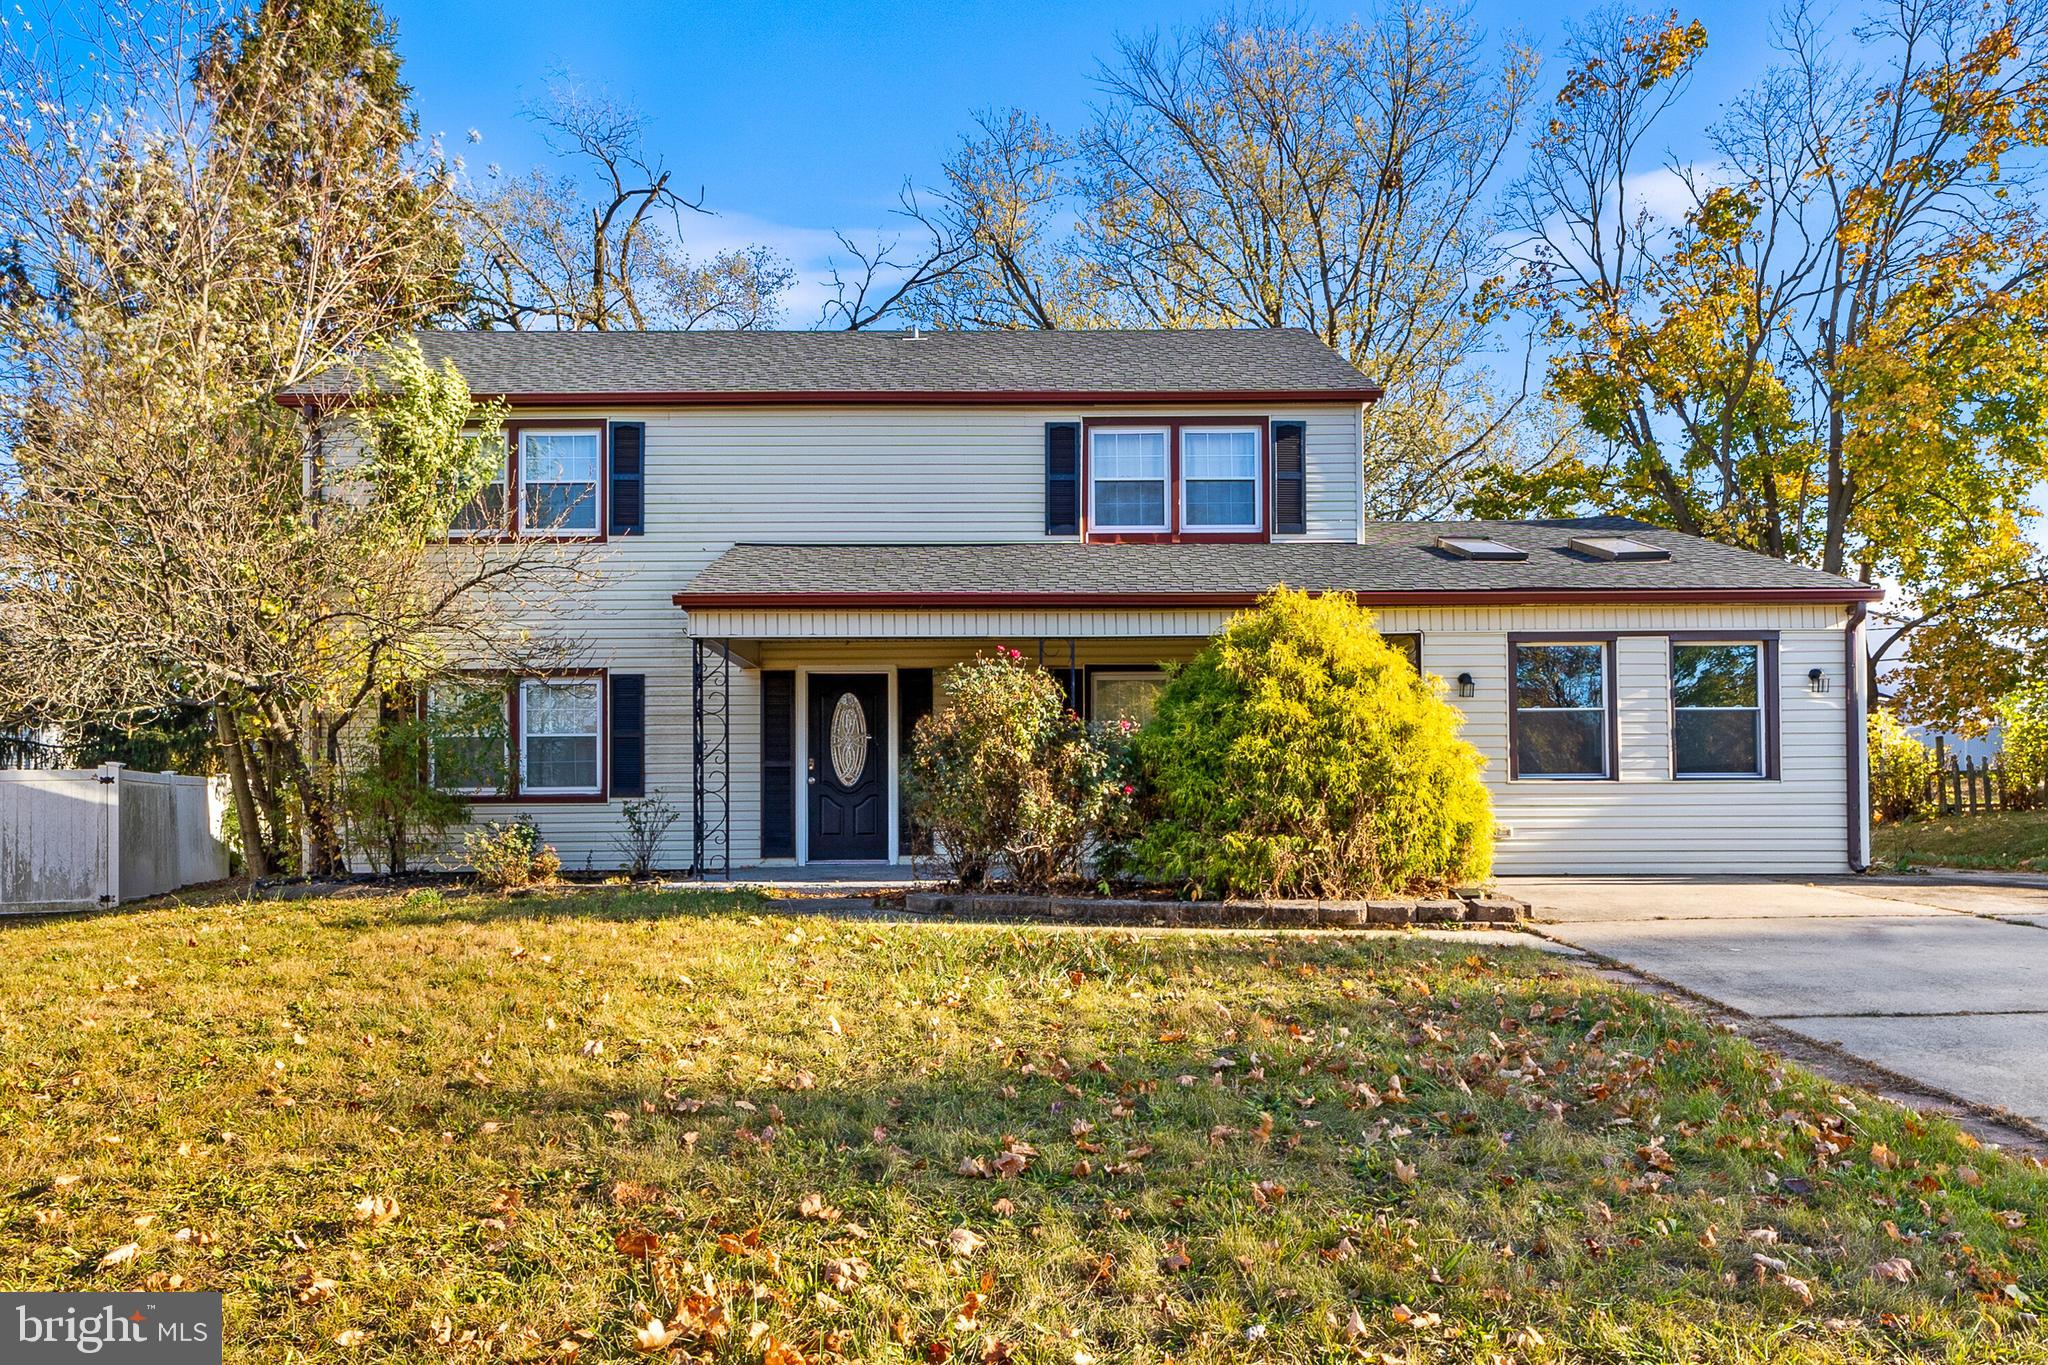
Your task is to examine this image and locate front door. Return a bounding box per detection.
[807,674,889,861]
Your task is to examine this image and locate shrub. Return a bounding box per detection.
[905,649,1112,890]
[611,792,682,878]
[340,703,481,875]
[464,817,561,891]
[1122,588,1492,898]
[1995,682,2048,811]
[1868,710,1938,822]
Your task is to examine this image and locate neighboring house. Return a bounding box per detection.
[282,328,1880,876]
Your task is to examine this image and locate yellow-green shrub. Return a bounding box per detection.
[1868,710,1937,822]
[1123,588,1492,898]
[1995,681,2048,811]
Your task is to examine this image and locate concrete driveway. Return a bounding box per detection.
[1508,875,2048,1133]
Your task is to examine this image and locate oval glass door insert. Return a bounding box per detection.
[829,692,869,787]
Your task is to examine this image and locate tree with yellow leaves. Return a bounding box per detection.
[1483,2,2048,728]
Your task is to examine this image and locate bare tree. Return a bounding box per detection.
[453,82,794,330]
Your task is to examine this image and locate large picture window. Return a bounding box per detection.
[519,429,601,536]
[1180,428,1259,530]
[426,682,508,793]
[519,677,603,794]
[1673,641,1768,778]
[1089,428,1170,531]
[1512,641,1611,779]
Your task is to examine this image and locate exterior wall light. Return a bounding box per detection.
[1808,667,1829,694]
[1456,672,1476,698]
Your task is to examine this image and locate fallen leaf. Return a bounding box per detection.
[632,1318,676,1353]
[946,1227,984,1258]
[97,1242,139,1269]
[334,1328,369,1347]
[614,1227,660,1258]
[1872,1257,1916,1284]
[351,1195,400,1228]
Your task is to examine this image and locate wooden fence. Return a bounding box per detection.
[1892,738,2047,815]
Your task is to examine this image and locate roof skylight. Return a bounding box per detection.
[1435,535,1528,561]
[1568,535,1671,562]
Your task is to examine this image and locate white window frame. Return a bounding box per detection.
[447,434,510,540]
[1177,425,1263,533]
[516,427,604,539]
[1087,426,1171,533]
[426,681,509,795]
[518,676,604,796]
[1512,641,1611,781]
[1671,640,1768,780]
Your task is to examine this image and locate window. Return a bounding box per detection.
[450,438,509,537]
[1089,428,1169,531]
[1569,534,1670,562]
[1673,642,1767,777]
[1180,428,1260,530]
[519,429,600,536]
[1512,642,1610,778]
[520,677,602,794]
[1382,633,1422,670]
[1089,669,1164,737]
[427,682,508,793]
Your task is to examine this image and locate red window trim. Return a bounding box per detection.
[422,668,611,804]
[1080,416,1270,544]
[445,420,610,545]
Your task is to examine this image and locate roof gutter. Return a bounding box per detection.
[276,386,1384,410]
[672,585,1885,610]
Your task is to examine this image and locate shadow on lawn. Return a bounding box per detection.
[315,884,776,930]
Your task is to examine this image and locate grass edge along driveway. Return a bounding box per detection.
[2,883,2046,1364]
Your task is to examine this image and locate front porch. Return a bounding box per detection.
[685,629,1209,874]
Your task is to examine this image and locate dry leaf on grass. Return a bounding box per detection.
[350,1195,399,1228]
[1872,1257,1916,1284]
[946,1227,984,1257]
[97,1242,139,1269]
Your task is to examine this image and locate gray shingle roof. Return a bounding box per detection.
[282,328,1379,401]
[674,519,1877,604]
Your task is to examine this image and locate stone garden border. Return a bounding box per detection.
[900,888,1525,929]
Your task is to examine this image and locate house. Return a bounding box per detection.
[282,328,1880,877]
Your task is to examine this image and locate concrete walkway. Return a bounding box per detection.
[1508,875,2048,1132]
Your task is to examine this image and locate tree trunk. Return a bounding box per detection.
[213,703,269,879]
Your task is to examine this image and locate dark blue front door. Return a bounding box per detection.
[808,675,888,860]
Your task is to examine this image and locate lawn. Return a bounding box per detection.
[3,887,2046,1364]
[1872,808,2048,872]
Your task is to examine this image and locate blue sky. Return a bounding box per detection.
[387,0,1786,322]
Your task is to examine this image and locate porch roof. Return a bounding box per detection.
[672,519,1880,612]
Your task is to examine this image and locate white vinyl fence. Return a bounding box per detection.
[0,764,229,912]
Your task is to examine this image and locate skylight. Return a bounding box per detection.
[1435,535,1528,561]
[1569,535,1671,562]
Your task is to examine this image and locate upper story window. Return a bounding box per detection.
[520,429,601,536]
[1085,421,1267,540]
[1089,428,1170,532]
[1181,428,1260,530]
[1673,641,1768,778]
[1512,641,1612,779]
[449,446,508,539]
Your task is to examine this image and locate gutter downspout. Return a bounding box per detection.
[1845,602,1870,872]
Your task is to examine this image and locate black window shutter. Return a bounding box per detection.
[896,668,935,856]
[609,673,646,797]
[609,421,646,536]
[1271,420,1307,535]
[1045,422,1081,535]
[760,671,796,859]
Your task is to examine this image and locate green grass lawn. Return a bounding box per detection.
[1873,808,2048,872]
[4,885,2047,1363]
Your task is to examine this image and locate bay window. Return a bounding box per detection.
[519,429,601,536]
[1089,428,1169,531]
[520,677,603,794]
[1673,641,1769,778]
[1512,641,1612,779]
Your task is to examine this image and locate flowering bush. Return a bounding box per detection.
[904,649,1114,890]
[1122,589,1492,898]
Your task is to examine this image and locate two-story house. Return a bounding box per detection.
[284,328,1880,877]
